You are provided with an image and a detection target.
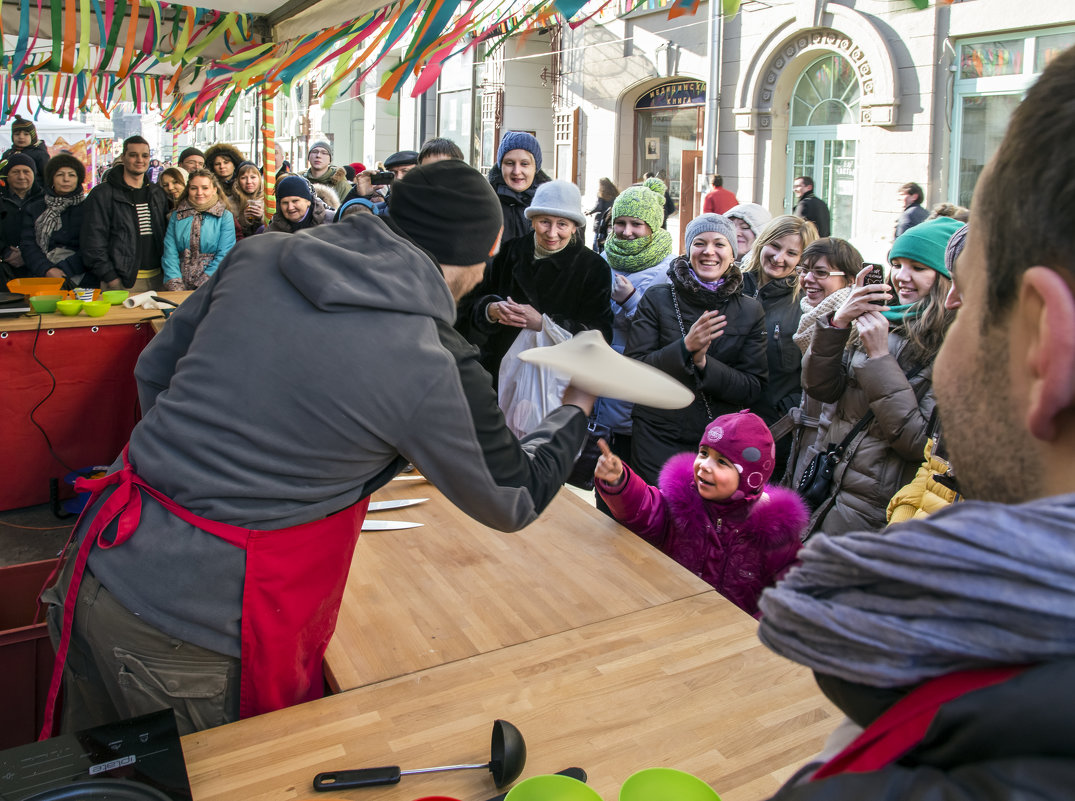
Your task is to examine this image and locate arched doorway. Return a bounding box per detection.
[785,54,860,238]
[632,80,705,210]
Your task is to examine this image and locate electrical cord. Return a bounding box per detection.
[28,312,77,475]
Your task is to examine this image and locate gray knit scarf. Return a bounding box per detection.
[758,494,1075,688]
[35,190,83,257]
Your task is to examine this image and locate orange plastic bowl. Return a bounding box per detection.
[7,276,66,296]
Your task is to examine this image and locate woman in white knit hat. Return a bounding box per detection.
[724,203,772,265]
[469,179,613,387]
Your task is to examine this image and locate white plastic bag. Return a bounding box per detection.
[497,315,573,438]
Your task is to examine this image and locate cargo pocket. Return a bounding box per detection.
[113,647,236,734]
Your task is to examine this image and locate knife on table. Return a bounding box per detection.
[368,498,428,511]
[361,520,423,531]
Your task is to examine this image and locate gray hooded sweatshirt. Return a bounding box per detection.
[83,213,587,657]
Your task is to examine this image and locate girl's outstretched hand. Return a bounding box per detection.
[594,438,625,486]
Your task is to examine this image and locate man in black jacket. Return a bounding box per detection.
[0,152,43,281]
[792,176,830,237]
[894,181,929,238]
[82,135,169,291]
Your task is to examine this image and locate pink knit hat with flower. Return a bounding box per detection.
[698,411,775,502]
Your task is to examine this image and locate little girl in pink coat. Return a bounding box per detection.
[595,411,808,616]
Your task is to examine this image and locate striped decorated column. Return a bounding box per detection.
[261,90,277,218]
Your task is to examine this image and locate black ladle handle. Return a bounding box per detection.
[313,766,402,790]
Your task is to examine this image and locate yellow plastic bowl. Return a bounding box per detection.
[619,769,720,801]
[101,289,130,305]
[29,294,63,313]
[82,300,111,317]
[55,299,83,316]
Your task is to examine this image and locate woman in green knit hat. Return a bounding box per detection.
[591,181,677,504]
[795,216,962,537]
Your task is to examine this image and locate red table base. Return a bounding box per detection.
[0,323,155,511]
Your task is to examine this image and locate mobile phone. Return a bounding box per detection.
[371,170,395,185]
[862,263,886,286]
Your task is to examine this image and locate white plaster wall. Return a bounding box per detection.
[361,63,401,168]
[561,7,708,210]
[500,35,555,167]
[324,94,365,166]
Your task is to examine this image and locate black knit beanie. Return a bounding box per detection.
[4,151,37,176]
[45,153,86,188]
[178,146,204,163]
[389,160,504,265]
[11,116,37,145]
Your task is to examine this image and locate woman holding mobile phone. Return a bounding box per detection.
[233,162,267,238]
[796,217,963,537]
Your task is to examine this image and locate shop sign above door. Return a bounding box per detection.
[635,80,706,109]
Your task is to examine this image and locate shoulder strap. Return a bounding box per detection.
[834,361,929,460]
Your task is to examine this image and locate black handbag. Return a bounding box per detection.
[796,363,928,512]
[796,414,871,512]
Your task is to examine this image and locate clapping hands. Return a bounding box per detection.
[684,310,727,368]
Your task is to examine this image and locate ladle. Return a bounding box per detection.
[313,719,526,791]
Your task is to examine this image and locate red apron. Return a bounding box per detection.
[811,664,1030,780]
[40,446,369,739]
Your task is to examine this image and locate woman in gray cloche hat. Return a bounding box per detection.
[469,179,614,388]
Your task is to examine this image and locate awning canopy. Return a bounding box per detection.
[0,0,635,127]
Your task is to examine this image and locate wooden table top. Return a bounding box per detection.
[0,290,191,332]
[182,593,837,801]
[324,481,712,692]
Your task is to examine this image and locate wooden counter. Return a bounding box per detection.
[183,593,837,801]
[0,290,191,332]
[325,483,712,692]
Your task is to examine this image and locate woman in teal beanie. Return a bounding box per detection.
[796,216,961,537]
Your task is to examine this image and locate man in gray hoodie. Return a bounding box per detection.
[44,160,594,736]
[758,44,1075,799]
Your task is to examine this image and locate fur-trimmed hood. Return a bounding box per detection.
[311,182,340,210]
[306,165,347,188]
[203,142,245,172]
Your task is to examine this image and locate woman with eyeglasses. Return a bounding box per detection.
[794,218,963,537]
[781,237,858,494]
[740,215,818,481]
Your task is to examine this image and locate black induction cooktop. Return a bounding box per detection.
[0,709,192,801]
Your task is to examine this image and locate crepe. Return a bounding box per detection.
[518,329,694,409]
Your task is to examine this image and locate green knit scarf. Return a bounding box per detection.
[603,228,673,273]
[880,302,922,322]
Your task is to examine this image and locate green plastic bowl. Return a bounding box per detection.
[504,775,603,801]
[55,299,83,316]
[29,294,62,313]
[619,769,720,801]
[82,300,111,317]
[101,289,129,305]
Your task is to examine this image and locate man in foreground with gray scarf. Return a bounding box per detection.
[758,43,1075,798]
